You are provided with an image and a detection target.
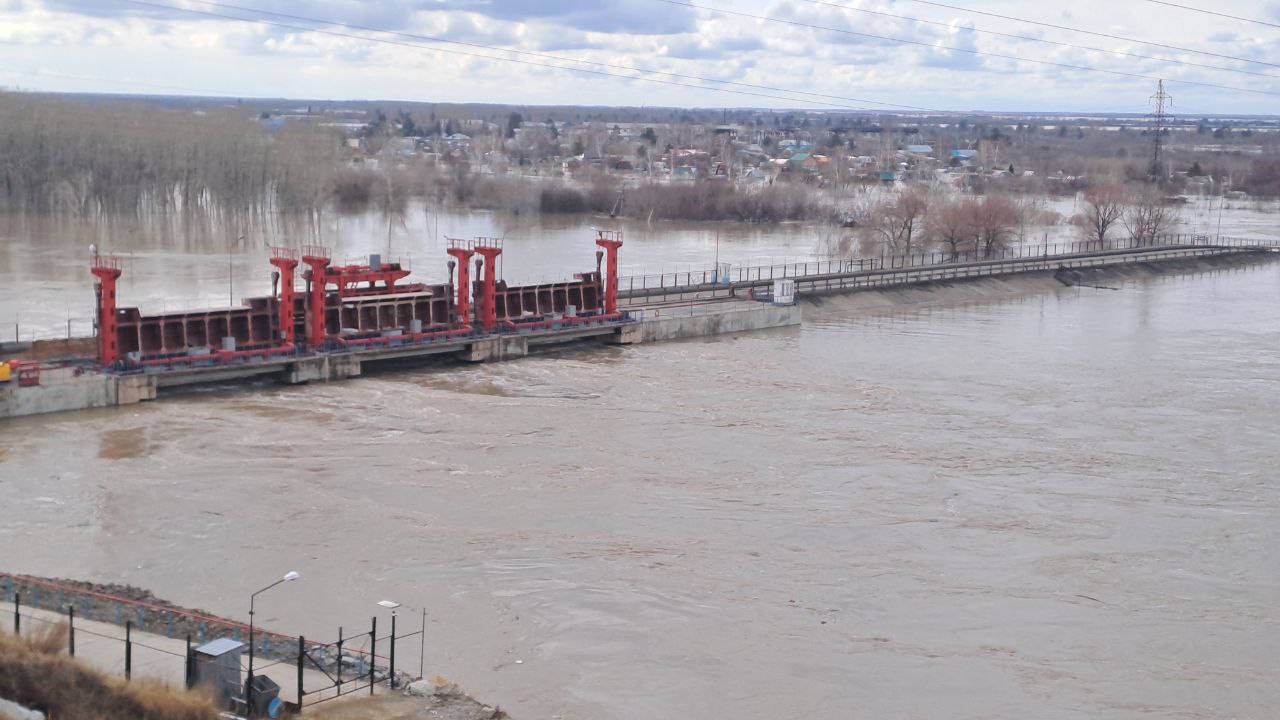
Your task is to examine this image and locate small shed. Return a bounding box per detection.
[193,638,245,709]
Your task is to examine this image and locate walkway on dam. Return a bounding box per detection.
[617,235,1280,306]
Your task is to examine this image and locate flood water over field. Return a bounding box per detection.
[2,212,1280,718]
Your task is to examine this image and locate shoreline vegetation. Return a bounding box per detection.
[0,625,218,720]
[2,91,1278,256]
[0,92,833,231]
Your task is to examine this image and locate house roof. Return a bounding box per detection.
[906,145,933,154]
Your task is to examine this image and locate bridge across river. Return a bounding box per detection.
[617,235,1280,306]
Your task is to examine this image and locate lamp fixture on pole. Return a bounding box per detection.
[247,571,299,715]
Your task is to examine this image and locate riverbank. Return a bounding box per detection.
[1,573,509,718]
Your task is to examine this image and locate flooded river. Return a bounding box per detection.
[2,211,1279,719]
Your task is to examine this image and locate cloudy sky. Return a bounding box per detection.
[0,0,1278,115]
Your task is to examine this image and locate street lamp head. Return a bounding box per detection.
[378,600,400,610]
[283,571,300,582]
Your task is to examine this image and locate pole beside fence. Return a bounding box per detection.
[335,627,343,689]
[389,613,396,689]
[125,620,133,680]
[297,636,305,709]
[68,605,75,657]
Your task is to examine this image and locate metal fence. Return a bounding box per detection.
[1,573,422,714]
[617,234,1280,295]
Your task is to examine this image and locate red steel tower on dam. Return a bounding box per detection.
[87,232,625,369]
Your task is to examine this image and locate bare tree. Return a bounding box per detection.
[1081,184,1130,243]
[926,197,977,260]
[863,188,930,254]
[1123,189,1179,245]
[970,195,1020,257]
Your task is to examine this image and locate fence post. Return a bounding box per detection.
[389,613,397,689]
[186,635,194,689]
[68,605,75,656]
[369,616,377,696]
[13,592,19,636]
[336,627,343,689]
[297,636,305,709]
[125,620,133,680]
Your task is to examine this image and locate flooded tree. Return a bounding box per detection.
[1124,190,1180,244]
[1081,184,1131,243]
[927,197,978,260]
[0,92,341,229]
[970,195,1020,257]
[863,189,930,254]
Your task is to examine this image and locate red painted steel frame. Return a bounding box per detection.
[302,246,332,349]
[269,247,300,344]
[90,255,125,365]
[325,264,412,297]
[594,230,623,315]
[446,239,476,327]
[474,239,503,333]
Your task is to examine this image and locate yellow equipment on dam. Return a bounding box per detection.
[0,361,11,383]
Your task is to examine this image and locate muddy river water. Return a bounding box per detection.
[2,210,1279,719]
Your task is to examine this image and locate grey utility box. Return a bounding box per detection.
[193,637,245,709]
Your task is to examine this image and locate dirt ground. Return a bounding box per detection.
[309,679,510,720]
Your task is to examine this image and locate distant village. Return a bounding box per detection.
[258,104,1280,199]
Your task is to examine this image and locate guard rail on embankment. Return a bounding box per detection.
[617,235,1280,303]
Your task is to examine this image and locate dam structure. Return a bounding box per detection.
[1,233,1275,419]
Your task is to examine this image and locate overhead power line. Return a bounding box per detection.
[797,0,1279,80]
[174,0,944,111]
[0,68,231,96]
[659,0,1280,97]
[1142,0,1280,30]
[118,0,944,113]
[896,0,1280,70]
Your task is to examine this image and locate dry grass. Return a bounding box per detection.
[0,626,217,720]
[21,620,67,655]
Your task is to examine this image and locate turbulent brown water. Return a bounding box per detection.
[2,211,1279,719]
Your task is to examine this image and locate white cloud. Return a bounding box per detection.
[0,0,1274,115]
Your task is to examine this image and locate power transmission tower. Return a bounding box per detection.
[1148,79,1173,182]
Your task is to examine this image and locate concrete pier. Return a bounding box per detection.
[284,354,364,384]
[615,302,801,344]
[0,367,156,417]
[457,336,529,363]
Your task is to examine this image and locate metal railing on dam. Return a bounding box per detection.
[617,235,1280,303]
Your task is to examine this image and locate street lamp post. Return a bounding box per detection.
[379,601,427,683]
[247,571,299,716]
[377,601,401,688]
